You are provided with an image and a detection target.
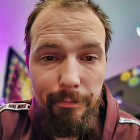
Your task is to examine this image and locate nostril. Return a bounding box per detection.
[73,85,79,88]
[59,83,79,89]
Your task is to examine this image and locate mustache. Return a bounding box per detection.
[47,90,94,106]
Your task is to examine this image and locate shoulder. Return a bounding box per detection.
[118,110,140,139]
[119,110,140,127]
[0,101,31,125]
[0,101,32,138]
[113,110,140,140]
[0,100,32,127]
[119,116,140,128]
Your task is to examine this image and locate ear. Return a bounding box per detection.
[26,56,29,70]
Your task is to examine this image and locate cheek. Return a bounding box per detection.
[29,68,59,104]
[81,64,106,97]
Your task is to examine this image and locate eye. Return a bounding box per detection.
[81,55,98,62]
[41,55,58,62]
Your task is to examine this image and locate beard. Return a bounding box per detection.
[40,90,104,139]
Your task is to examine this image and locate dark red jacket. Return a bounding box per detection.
[0,84,140,140]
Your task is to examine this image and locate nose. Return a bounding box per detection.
[59,58,80,89]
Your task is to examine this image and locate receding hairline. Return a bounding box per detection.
[30,3,105,40]
[32,1,100,23]
[24,0,112,56]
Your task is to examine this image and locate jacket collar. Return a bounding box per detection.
[101,83,120,140]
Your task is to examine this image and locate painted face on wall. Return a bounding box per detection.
[29,6,106,137]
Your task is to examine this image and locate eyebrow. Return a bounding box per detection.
[80,43,104,55]
[34,42,104,55]
[34,43,60,53]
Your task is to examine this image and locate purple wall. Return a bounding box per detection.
[0,0,36,97]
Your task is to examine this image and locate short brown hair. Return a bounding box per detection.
[24,0,112,57]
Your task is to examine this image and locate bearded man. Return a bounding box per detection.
[0,0,140,140]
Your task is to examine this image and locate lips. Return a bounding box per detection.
[56,98,79,108]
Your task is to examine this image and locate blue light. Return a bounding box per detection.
[136,25,140,37]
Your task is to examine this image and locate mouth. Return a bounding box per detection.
[56,98,80,108]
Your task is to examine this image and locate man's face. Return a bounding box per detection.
[29,6,106,137]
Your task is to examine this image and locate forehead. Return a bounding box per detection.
[31,5,105,33]
[30,6,105,50]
